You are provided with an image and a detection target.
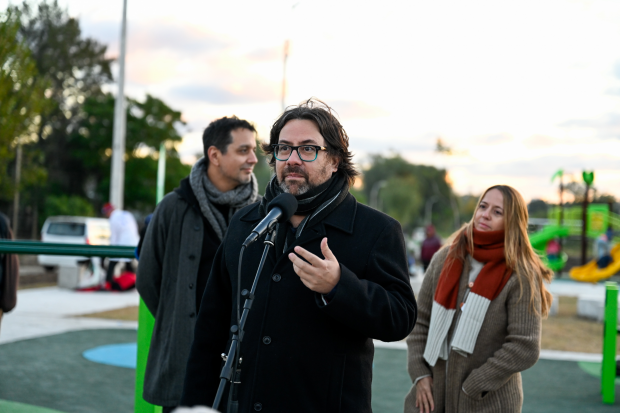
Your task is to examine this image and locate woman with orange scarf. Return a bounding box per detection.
[404,185,553,413]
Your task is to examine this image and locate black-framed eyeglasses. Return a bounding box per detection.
[271,144,327,162]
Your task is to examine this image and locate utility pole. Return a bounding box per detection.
[281,40,289,112]
[370,180,387,210]
[110,0,128,210]
[281,2,300,112]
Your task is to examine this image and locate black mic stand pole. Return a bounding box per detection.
[213,228,276,412]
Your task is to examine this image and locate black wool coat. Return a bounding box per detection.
[136,178,225,406]
[181,194,417,412]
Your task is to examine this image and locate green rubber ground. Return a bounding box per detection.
[1,329,618,412]
[0,329,136,413]
[0,400,65,413]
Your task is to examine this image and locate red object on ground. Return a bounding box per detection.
[76,271,136,292]
[112,271,136,291]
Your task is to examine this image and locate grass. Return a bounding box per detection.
[541,296,620,354]
[78,306,139,321]
[17,282,57,290]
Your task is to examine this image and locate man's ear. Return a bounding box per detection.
[207,146,220,167]
[329,155,339,173]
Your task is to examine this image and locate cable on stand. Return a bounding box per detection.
[213,228,276,413]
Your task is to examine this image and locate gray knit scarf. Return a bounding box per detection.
[189,157,261,241]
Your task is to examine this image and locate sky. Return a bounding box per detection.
[6,0,620,202]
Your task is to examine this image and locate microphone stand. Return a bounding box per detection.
[213,228,276,413]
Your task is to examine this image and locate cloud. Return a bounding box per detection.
[89,18,233,57]
[472,133,513,145]
[170,82,278,105]
[245,46,282,63]
[522,134,562,149]
[329,100,389,120]
[452,154,620,180]
[90,17,283,100]
[605,87,620,96]
[558,112,620,139]
[614,60,620,80]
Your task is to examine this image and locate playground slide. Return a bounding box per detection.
[569,244,620,283]
[529,226,570,272]
[529,225,570,251]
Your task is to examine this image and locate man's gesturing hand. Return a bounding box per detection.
[288,238,340,294]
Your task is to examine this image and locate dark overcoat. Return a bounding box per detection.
[137,178,223,406]
[181,193,417,412]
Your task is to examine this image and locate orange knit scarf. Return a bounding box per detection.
[434,228,512,309]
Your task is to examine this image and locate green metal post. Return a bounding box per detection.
[156,142,167,204]
[135,300,159,413]
[602,282,618,405]
[135,142,166,413]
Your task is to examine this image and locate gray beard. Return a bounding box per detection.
[279,179,310,196]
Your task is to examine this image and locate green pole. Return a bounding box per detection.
[156,142,167,204]
[602,282,618,405]
[135,143,167,413]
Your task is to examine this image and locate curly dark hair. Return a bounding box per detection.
[261,98,359,187]
[202,116,256,167]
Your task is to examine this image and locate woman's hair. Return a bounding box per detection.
[446,185,554,317]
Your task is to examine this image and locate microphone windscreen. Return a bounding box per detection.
[268,193,298,222]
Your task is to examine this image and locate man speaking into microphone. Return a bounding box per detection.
[181,98,417,412]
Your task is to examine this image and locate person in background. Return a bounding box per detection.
[0,212,19,336]
[421,224,442,271]
[405,185,553,413]
[606,225,614,245]
[546,237,561,261]
[595,233,612,269]
[101,203,140,287]
[137,116,261,412]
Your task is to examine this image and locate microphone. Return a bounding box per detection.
[242,194,298,247]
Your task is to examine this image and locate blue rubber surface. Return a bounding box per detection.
[82,342,137,369]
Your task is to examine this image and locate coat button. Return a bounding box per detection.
[262,336,271,345]
[189,283,194,289]
[272,273,281,282]
[468,282,474,288]
[253,402,262,411]
[189,312,195,318]
[189,254,196,260]
[194,225,200,231]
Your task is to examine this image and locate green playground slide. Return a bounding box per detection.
[529,225,570,271]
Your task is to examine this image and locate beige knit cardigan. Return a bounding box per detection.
[405,247,542,413]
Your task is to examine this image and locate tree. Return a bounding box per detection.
[458,194,479,223]
[0,7,49,199]
[67,92,190,213]
[527,199,548,218]
[11,0,113,216]
[362,155,458,233]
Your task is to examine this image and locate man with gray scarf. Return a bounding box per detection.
[137,116,261,412]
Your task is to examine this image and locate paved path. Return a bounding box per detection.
[0,287,138,345]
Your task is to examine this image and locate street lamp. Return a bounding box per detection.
[110,0,128,209]
[425,195,439,225]
[370,180,387,211]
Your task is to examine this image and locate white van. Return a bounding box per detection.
[38,216,111,270]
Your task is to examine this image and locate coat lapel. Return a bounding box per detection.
[294,194,357,250]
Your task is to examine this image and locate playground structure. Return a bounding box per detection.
[528,204,620,281]
[571,244,620,283]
